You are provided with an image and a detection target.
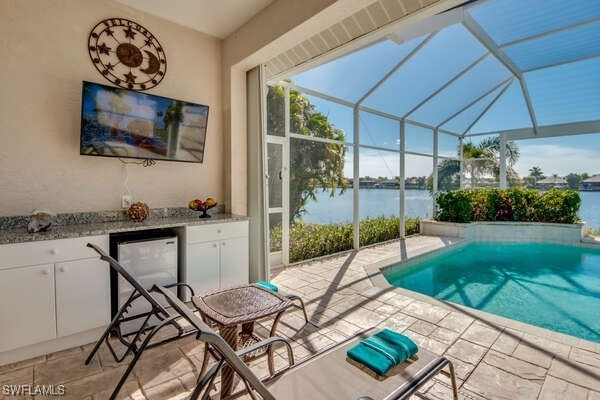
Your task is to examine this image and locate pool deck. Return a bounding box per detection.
[0,234,598,399]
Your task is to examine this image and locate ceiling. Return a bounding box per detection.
[116,0,275,38]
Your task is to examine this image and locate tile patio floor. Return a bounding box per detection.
[1,235,599,399]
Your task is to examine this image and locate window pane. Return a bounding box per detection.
[503,22,600,71]
[405,154,434,219]
[525,58,600,125]
[290,93,351,143]
[468,80,532,134]
[359,111,399,150]
[410,56,512,126]
[405,123,432,154]
[290,139,352,261]
[437,159,461,192]
[293,36,427,102]
[468,0,600,46]
[440,83,507,134]
[269,212,282,253]
[364,24,487,117]
[438,133,459,159]
[267,86,285,137]
[267,142,283,208]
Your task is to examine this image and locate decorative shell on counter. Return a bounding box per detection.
[127,202,150,222]
[27,209,55,233]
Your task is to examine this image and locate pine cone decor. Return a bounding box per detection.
[127,202,150,222]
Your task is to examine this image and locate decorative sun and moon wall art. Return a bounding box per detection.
[88,18,167,91]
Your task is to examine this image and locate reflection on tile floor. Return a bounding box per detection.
[0,235,598,399]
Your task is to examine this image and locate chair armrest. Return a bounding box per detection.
[162,282,196,298]
[236,336,295,369]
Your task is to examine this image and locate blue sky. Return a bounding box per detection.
[290,0,600,179]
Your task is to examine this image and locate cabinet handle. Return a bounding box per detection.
[222,242,226,246]
[50,248,59,255]
[212,243,217,248]
[41,269,50,275]
[217,229,222,234]
[58,266,65,273]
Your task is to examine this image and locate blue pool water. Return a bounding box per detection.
[384,242,600,342]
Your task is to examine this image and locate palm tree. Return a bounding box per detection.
[435,136,520,190]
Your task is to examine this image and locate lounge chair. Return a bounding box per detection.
[152,284,459,400]
[85,243,198,400]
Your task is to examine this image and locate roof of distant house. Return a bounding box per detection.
[583,174,600,183]
[537,177,567,184]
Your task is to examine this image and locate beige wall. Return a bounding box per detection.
[0,0,222,216]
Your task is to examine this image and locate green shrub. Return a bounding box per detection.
[437,190,473,222]
[534,189,581,224]
[269,216,421,263]
[435,188,580,224]
[588,228,600,237]
[508,187,537,221]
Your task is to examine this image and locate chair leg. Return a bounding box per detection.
[286,294,308,324]
[107,319,175,400]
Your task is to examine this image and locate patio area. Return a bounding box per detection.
[1,235,598,400]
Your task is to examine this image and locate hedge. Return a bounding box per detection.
[436,188,580,224]
[270,216,420,263]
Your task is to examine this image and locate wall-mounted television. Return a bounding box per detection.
[80,81,209,163]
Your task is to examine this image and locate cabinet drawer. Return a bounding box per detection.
[187,221,248,244]
[0,235,109,270]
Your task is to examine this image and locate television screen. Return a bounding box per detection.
[80,81,209,163]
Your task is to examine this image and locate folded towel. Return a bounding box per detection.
[255,281,279,292]
[347,329,418,376]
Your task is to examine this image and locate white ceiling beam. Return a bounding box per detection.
[500,17,600,48]
[356,32,437,106]
[436,77,512,129]
[523,54,600,73]
[465,120,600,140]
[461,77,515,136]
[462,12,539,135]
[403,52,490,119]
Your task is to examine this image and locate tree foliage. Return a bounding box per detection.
[267,86,348,222]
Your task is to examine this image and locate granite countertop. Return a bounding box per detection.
[0,209,248,245]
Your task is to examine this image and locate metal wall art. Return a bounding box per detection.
[88,18,167,90]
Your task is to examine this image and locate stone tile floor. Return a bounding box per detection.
[1,235,599,399]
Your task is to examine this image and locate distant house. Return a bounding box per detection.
[536,177,567,190]
[582,174,600,191]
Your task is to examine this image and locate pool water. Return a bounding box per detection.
[384,242,600,342]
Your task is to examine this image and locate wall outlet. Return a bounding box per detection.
[121,195,133,209]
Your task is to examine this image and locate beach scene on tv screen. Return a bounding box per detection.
[81,83,208,162]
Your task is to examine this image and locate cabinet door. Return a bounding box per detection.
[0,265,56,352]
[55,258,110,337]
[220,237,249,288]
[186,241,220,297]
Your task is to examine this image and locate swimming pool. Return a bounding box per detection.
[383,242,600,342]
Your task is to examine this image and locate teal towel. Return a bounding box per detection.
[346,329,418,376]
[255,280,279,292]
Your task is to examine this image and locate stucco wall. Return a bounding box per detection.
[0,0,222,216]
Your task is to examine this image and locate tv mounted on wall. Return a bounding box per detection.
[80,81,209,163]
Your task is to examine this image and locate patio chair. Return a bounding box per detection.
[85,243,198,400]
[152,284,459,400]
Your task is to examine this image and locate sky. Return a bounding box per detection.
[289,0,600,179]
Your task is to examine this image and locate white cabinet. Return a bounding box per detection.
[55,258,111,337]
[0,235,110,352]
[0,264,56,352]
[185,221,249,296]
